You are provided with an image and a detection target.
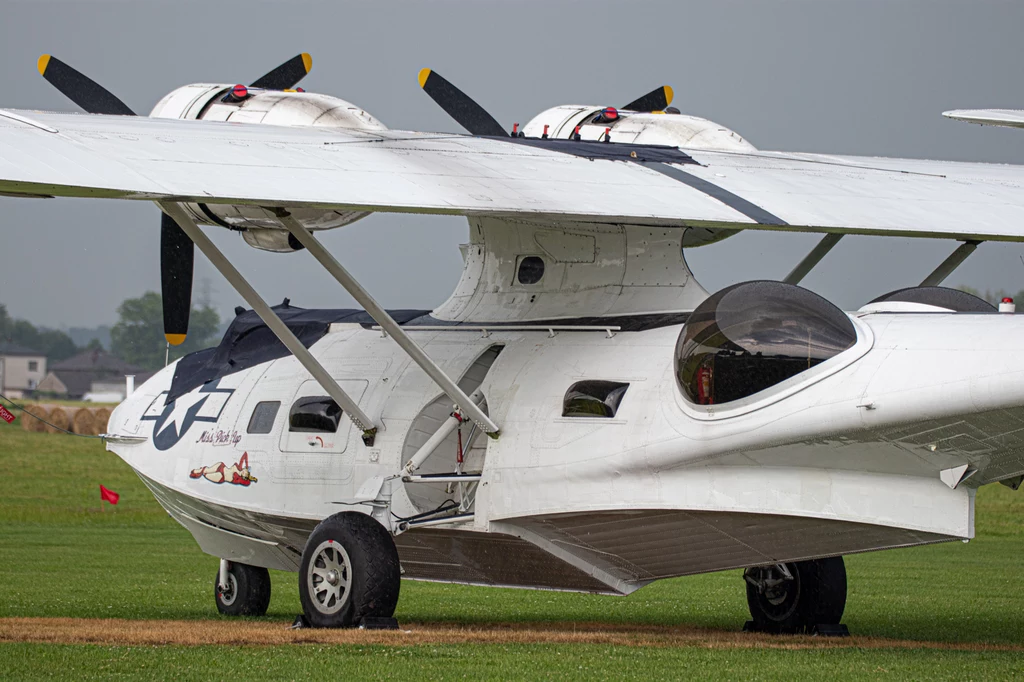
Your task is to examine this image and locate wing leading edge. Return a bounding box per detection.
[3,109,1024,242]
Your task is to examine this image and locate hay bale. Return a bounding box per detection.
[20,404,49,432]
[44,405,71,434]
[92,407,112,434]
[71,408,98,436]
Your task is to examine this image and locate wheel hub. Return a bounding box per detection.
[218,574,238,606]
[307,540,352,615]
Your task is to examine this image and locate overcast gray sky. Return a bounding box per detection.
[3,0,1024,328]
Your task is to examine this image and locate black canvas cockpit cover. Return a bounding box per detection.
[166,304,430,404]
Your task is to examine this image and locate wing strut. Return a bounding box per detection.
[783,234,844,285]
[920,240,982,287]
[157,202,379,442]
[275,210,500,438]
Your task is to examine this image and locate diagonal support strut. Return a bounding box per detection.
[157,202,378,439]
[783,233,844,286]
[275,209,500,437]
[920,240,982,287]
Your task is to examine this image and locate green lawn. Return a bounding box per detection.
[1,426,1022,679]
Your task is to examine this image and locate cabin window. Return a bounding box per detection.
[676,281,857,405]
[289,396,342,433]
[247,401,281,434]
[28,361,38,372]
[562,381,629,418]
[517,256,545,284]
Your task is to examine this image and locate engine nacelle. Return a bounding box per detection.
[521,105,756,152]
[149,84,388,249]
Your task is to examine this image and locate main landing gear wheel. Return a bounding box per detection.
[214,562,271,617]
[298,511,401,628]
[743,556,847,633]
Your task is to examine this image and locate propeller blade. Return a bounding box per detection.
[36,55,135,116]
[418,68,508,137]
[250,53,313,90]
[623,85,674,113]
[160,212,195,346]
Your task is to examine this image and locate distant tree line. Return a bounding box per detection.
[0,304,80,361]
[2,293,222,371]
[110,292,221,371]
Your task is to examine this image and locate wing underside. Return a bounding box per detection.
[3,109,1024,242]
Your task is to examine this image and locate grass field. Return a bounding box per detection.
[0,426,1022,680]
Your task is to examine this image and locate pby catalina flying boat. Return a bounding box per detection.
[3,53,1024,633]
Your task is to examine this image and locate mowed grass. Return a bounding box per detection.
[0,426,1022,679]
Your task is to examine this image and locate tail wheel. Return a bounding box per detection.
[214,562,271,617]
[298,511,401,628]
[744,556,846,631]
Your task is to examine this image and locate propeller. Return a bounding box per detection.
[417,68,507,137]
[37,55,135,116]
[418,67,676,136]
[251,53,312,90]
[37,53,312,345]
[623,85,674,113]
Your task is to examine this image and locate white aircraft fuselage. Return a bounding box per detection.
[107,254,1023,595]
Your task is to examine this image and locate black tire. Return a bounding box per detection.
[214,562,271,617]
[298,511,401,628]
[745,557,846,631]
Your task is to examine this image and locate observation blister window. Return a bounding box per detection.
[868,286,995,312]
[676,281,856,405]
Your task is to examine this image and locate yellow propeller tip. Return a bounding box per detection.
[37,54,51,76]
[165,333,187,346]
[417,68,432,88]
[301,53,312,73]
[664,85,674,107]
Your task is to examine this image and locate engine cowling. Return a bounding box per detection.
[521,105,756,152]
[149,84,388,250]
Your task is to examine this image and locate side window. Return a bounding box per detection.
[517,256,545,284]
[289,396,342,433]
[247,401,281,434]
[28,361,38,372]
[562,381,629,418]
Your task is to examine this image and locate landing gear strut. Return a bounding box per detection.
[298,511,401,628]
[743,556,847,634]
[214,561,272,617]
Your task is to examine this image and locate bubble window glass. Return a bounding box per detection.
[676,281,857,405]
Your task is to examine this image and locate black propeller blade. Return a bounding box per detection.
[37,54,136,116]
[251,53,312,90]
[160,213,194,346]
[418,68,508,137]
[623,85,674,113]
[36,53,314,346]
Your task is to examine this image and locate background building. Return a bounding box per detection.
[37,348,151,401]
[0,342,47,399]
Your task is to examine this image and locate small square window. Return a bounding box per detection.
[28,361,38,372]
[247,401,281,434]
[562,381,629,418]
[289,396,342,433]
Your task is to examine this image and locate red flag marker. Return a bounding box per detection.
[0,405,14,424]
[99,485,120,505]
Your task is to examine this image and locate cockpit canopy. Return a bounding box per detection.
[676,281,857,405]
